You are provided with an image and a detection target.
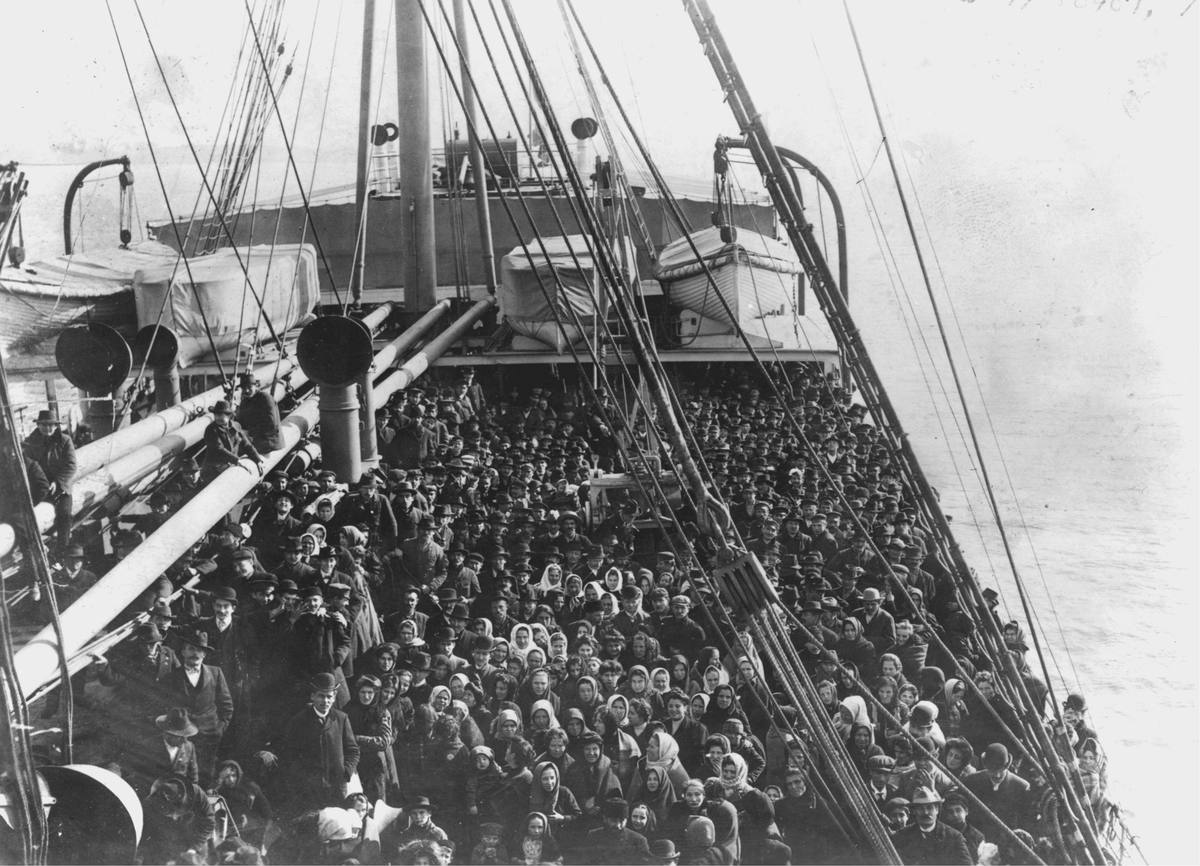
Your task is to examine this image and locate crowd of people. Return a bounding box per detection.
[26,363,1109,865]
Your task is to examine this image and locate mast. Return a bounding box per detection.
[351,0,376,305]
[395,0,437,313]
[452,0,496,294]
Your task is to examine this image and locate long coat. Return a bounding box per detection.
[891,821,973,865]
[279,705,361,811]
[23,427,76,489]
[160,664,234,738]
[120,736,199,798]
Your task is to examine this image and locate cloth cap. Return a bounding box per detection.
[867,755,896,772]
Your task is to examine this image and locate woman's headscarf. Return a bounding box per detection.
[649,667,671,694]
[688,692,710,721]
[528,622,552,652]
[396,619,425,647]
[492,707,524,740]
[669,655,691,690]
[510,623,536,657]
[632,765,673,827]
[564,574,584,599]
[488,636,510,666]
[449,672,471,698]
[689,647,723,685]
[429,685,453,713]
[605,693,631,724]
[537,564,564,594]
[646,730,682,774]
[529,761,562,814]
[626,665,651,698]
[529,699,561,731]
[943,678,965,705]
[471,618,494,639]
[602,566,624,593]
[583,580,604,601]
[720,752,751,797]
[600,592,619,617]
[471,744,497,770]
[701,664,730,693]
[701,684,745,730]
[836,695,872,740]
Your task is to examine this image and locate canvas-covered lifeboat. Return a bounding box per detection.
[497,234,635,352]
[133,243,319,364]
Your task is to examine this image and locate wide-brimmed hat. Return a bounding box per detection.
[156,707,199,738]
[178,629,209,650]
[36,409,60,424]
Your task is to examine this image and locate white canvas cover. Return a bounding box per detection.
[498,235,636,350]
[134,243,318,364]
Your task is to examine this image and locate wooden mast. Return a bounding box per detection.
[395,0,437,313]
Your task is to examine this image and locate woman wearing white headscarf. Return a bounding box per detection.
[629,729,689,798]
[536,562,565,596]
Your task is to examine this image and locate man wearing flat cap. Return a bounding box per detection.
[891,786,972,865]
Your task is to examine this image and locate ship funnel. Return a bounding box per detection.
[570,117,599,140]
[570,118,599,188]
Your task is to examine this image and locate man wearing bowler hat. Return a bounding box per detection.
[161,629,233,785]
[201,399,262,482]
[890,786,972,865]
[24,408,77,549]
[275,672,360,814]
[963,743,1033,843]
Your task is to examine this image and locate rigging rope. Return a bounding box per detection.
[839,0,1070,733]
[104,0,229,385]
[238,0,344,310]
[129,0,287,352]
